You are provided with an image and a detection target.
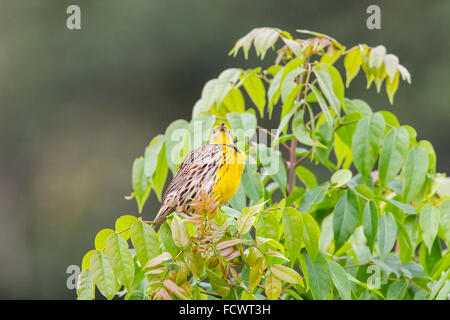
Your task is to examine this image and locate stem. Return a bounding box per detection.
[336,119,359,129]
[200,291,222,299]
[294,149,312,167]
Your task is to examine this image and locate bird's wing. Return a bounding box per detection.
[161,144,223,205]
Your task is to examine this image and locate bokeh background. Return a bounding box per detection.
[0,0,448,299]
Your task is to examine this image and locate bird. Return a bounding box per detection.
[152,122,246,224]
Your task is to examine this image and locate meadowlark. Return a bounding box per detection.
[153,122,246,224]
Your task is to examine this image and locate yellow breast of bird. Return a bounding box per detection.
[212,144,246,204]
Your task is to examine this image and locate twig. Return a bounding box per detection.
[200,291,222,299]
[336,119,359,129]
[294,149,312,167]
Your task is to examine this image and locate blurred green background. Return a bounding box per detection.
[0,0,448,299]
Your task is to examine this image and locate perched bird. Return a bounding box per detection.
[153,123,246,224]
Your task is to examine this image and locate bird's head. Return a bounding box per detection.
[209,123,234,145]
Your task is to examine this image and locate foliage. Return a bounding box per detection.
[76,27,450,300]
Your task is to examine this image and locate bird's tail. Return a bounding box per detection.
[152,203,173,226]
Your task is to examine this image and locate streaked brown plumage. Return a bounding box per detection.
[153,123,246,224]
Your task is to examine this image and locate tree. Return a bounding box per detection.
[76,27,450,300]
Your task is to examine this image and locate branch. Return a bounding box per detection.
[294,149,312,167]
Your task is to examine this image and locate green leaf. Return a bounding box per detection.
[236,205,261,235]
[315,121,334,165]
[171,216,190,247]
[222,88,245,113]
[115,215,138,240]
[125,290,148,300]
[131,157,151,213]
[164,119,190,174]
[419,239,442,276]
[144,252,172,269]
[144,135,165,178]
[384,54,399,81]
[418,140,437,173]
[281,68,304,102]
[314,62,343,116]
[90,252,116,300]
[130,220,160,267]
[163,279,189,300]
[379,110,400,128]
[344,98,373,116]
[214,68,242,107]
[249,257,265,292]
[242,158,264,203]
[152,143,169,201]
[319,214,333,253]
[368,45,386,69]
[344,47,363,87]
[229,28,259,59]
[256,211,280,241]
[295,166,318,189]
[94,229,115,251]
[76,270,94,300]
[436,280,450,300]
[429,270,449,300]
[299,212,320,262]
[398,64,411,84]
[378,127,410,187]
[402,146,429,203]
[305,253,331,300]
[267,67,283,119]
[363,201,379,252]
[282,207,304,261]
[81,250,96,271]
[386,279,408,300]
[378,212,398,261]
[243,73,266,117]
[206,269,231,297]
[281,84,303,121]
[355,184,375,200]
[212,218,233,243]
[184,251,205,278]
[420,204,439,254]
[282,37,303,58]
[159,223,180,257]
[352,113,386,182]
[228,183,246,212]
[270,264,304,286]
[310,85,333,126]
[347,274,385,299]
[105,233,135,290]
[386,71,400,104]
[439,199,450,243]
[298,185,327,213]
[292,109,316,147]
[331,169,352,188]
[383,198,417,215]
[265,272,282,300]
[333,190,360,251]
[328,260,351,300]
[253,28,281,59]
